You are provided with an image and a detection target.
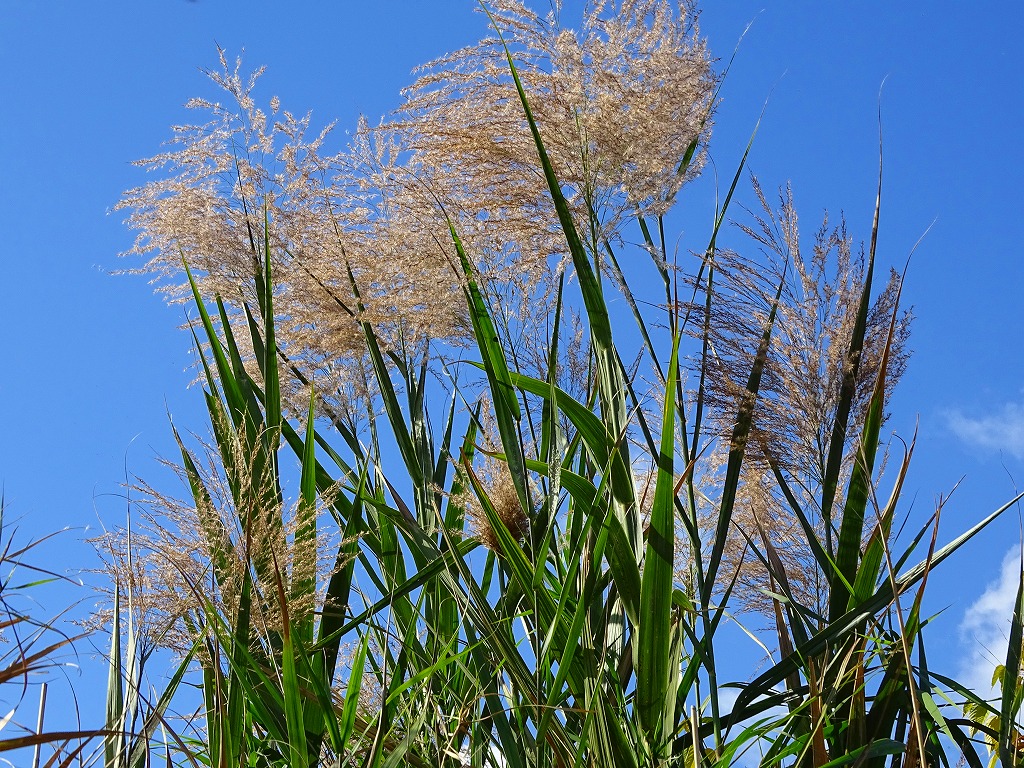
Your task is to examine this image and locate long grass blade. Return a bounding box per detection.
[999,558,1024,768]
[705,269,786,604]
[637,332,680,754]
[820,133,883,566]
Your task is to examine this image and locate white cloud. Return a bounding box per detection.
[959,546,1024,699]
[947,401,1024,459]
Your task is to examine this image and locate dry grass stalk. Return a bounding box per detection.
[685,181,912,617]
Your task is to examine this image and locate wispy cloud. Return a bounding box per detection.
[947,401,1024,459]
[959,546,1023,699]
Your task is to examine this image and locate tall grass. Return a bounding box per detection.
[0,509,97,765]
[87,3,1024,767]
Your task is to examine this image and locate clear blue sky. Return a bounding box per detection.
[1,0,1022,736]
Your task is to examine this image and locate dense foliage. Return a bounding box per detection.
[4,2,1024,767]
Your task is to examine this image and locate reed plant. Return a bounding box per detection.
[101,2,1024,766]
[0,509,96,765]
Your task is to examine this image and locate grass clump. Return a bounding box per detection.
[79,1,1024,767]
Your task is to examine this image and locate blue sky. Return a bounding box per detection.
[1,0,1022,739]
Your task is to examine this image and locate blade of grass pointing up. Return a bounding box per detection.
[182,259,251,433]
[292,386,318,648]
[448,220,530,518]
[344,262,423,495]
[104,586,123,768]
[999,559,1024,768]
[830,255,904,623]
[821,128,882,573]
[637,332,681,757]
[485,6,643,628]
[258,205,282,451]
[705,269,786,606]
